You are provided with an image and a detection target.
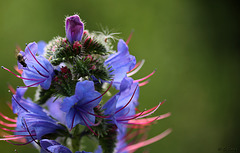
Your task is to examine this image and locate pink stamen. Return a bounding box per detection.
[126,30,134,45]
[127,59,145,77]
[128,113,171,125]
[2,66,44,81]
[83,80,113,106]
[0,135,27,141]
[115,85,138,114]
[133,69,156,83]
[122,129,172,152]
[0,112,16,122]
[0,120,17,127]
[135,101,165,119]
[26,44,49,73]
[0,126,18,132]
[139,80,149,87]
[79,113,98,136]
[117,110,146,122]
[127,61,141,73]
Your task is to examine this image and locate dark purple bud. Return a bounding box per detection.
[65,15,84,44]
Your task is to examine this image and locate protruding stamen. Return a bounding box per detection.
[126,30,134,45]
[127,59,145,77]
[136,101,165,119]
[0,112,16,122]
[0,120,16,127]
[139,80,150,87]
[128,113,171,125]
[2,66,43,81]
[6,139,34,146]
[115,85,138,114]
[133,69,156,83]
[122,129,172,152]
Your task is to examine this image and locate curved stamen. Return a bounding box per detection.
[139,80,149,87]
[127,59,145,76]
[26,44,49,73]
[83,80,113,106]
[128,113,171,125]
[32,65,48,78]
[81,113,101,126]
[2,66,44,81]
[126,30,134,45]
[79,113,98,136]
[136,101,165,119]
[0,136,27,141]
[0,126,19,132]
[133,69,156,83]
[0,112,17,122]
[6,139,34,146]
[22,119,40,147]
[0,120,17,127]
[10,92,29,113]
[122,129,172,152]
[115,85,138,114]
[117,110,146,122]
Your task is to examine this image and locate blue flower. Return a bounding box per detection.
[104,39,136,90]
[61,80,102,129]
[40,139,91,153]
[20,42,55,90]
[65,15,84,44]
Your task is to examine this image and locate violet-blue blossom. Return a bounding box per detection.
[65,14,84,44]
[61,80,102,129]
[20,42,55,90]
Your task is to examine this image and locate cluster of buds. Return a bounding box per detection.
[1,14,171,153]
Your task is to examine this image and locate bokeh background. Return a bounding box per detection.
[0,0,240,153]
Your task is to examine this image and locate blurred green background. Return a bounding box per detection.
[0,0,240,153]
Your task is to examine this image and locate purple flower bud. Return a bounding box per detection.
[65,15,84,44]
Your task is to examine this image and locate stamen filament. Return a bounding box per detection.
[0,112,17,122]
[115,85,138,114]
[133,69,156,83]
